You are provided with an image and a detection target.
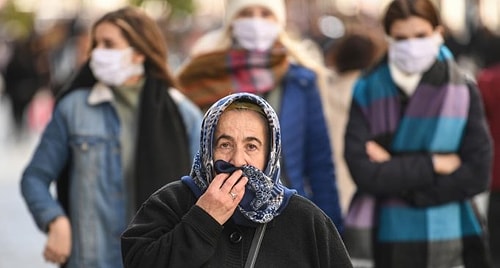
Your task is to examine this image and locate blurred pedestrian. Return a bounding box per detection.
[49,18,90,96]
[476,30,500,268]
[322,30,380,214]
[343,0,493,267]
[3,32,48,136]
[121,92,352,268]
[20,6,202,268]
[176,0,343,232]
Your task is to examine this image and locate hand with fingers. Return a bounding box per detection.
[432,153,461,175]
[366,141,391,163]
[196,169,249,225]
[44,216,72,265]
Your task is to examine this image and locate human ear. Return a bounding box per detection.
[435,25,445,36]
[132,51,145,64]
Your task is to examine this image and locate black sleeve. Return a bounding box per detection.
[344,100,436,196]
[121,183,223,268]
[344,82,492,204]
[403,82,493,206]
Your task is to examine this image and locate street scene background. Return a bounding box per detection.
[0,0,498,266]
[0,94,53,267]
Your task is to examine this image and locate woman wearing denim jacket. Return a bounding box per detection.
[176,0,343,232]
[20,7,202,268]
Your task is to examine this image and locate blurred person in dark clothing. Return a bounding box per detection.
[476,30,500,268]
[343,0,493,267]
[4,33,48,135]
[49,18,90,97]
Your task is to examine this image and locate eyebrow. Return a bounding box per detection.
[215,134,264,146]
[394,30,430,40]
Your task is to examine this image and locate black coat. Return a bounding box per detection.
[121,181,353,268]
[344,80,492,206]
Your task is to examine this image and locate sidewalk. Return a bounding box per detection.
[0,96,55,268]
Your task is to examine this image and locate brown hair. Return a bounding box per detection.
[90,6,177,87]
[383,0,440,34]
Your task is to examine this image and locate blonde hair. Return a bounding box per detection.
[226,101,266,116]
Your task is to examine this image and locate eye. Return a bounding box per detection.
[217,141,233,151]
[103,39,116,49]
[262,10,274,19]
[246,143,259,151]
[393,35,408,41]
[238,9,253,18]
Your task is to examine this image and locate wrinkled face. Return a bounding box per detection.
[389,16,436,41]
[235,5,278,22]
[213,109,268,171]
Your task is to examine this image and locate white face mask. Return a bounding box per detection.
[388,33,443,74]
[89,47,144,86]
[232,18,281,51]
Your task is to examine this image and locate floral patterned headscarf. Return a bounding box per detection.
[181,93,295,224]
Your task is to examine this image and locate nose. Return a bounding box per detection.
[230,147,247,167]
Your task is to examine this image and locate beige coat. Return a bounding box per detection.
[320,70,360,214]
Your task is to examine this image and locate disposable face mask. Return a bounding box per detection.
[388,33,442,74]
[232,18,281,51]
[89,47,144,86]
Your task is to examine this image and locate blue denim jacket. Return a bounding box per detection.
[20,85,202,268]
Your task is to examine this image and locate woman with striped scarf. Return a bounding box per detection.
[343,0,493,267]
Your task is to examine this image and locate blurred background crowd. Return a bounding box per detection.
[0,0,499,267]
[0,0,499,137]
[0,0,499,135]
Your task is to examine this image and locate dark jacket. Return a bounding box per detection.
[121,181,352,268]
[344,80,491,206]
[343,63,492,267]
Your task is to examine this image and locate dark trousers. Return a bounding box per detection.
[488,191,500,268]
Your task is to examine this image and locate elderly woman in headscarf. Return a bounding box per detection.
[121,93,352,268]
